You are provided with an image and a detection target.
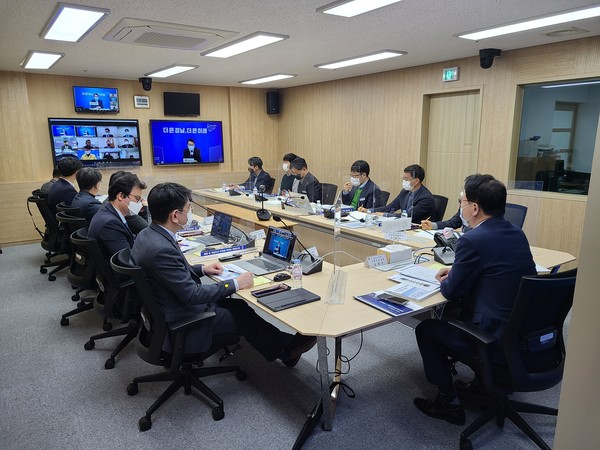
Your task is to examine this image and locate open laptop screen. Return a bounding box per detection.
[210,212,233,241]
[263,226,296,263]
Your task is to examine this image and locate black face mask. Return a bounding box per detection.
[248,167,253,173]
[294,174,302,180]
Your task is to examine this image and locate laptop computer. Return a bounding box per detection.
[258,288,321,311]
[292,197,315,215]
[196,212,233,246]
[234,226,297,275]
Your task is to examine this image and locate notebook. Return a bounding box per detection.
[234,226,297,275]
[196,212,233,246]
[258,288,321,311]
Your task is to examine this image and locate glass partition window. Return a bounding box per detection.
[515,79,600,195]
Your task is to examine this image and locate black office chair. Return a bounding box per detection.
[321,183,338,204]
[432,194,448,222]
[379,190,391,206]
[504,203,528,229]
[266,176,276,194]
[56,201,81,216]
[448,269,577,450]
[111,249,247,431]
[56,211,87,288]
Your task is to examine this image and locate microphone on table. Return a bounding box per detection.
[256,185,272,221]
[272,215,323,275]
[191,199,255,247]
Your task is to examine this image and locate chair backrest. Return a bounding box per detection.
[111,249,168,366]
[29,194,60,249]
[67,229,98,291]
[57,202,81,216]
[504,202,528,229]
[321,183,338,204]
[432,194,448,222]
[379,190,391,206]
[500,269,577,392]
[266,177,276,194]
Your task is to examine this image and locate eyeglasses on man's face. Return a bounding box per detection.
[127,194,142,203]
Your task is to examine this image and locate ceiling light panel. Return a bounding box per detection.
[316,50,406,69]
[202,32,288,58]
[41,3,109,42]
[239,74,296,85]
[146,65,198,78]
[317,0,403,17]
[22,51,64,69]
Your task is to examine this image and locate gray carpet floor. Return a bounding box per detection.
[0,243,561,449]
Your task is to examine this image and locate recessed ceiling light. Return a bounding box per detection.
[41,3,109,42]
[541,80,600,89]
[458,5,600,40]
[316,50,406,69]
[145,65,198,78]
[239,74,296,85]
[202,32,288,58]
[21,51,64,70]
[317,0,403,18]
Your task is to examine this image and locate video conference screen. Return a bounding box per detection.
[149,120,224,165]
[73,86,119,113]
[48,118,141,167]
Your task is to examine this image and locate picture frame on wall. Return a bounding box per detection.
[133,95,150,109]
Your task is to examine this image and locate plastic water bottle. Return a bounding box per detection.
[364,213,373,227]
[221,181,227,192]
[316,200,322,214]
[291,259,303,289]
[401,210,408,219]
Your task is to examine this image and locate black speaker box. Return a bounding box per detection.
[266,91,280,115]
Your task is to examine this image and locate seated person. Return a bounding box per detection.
[120,139,134,148]
[421,175,476,233]
[48,157,83,216]
[232,156,272,192]
[183,139,201,163]
[72,168,103,225]
[131,182,316,366]
[365,164,434,223]
[413,174,536,425]
[88,173,147,262]
[40,167,60,194]
[341,160,381,210]
[290,157,322,203]
[104,171,149,234]
[81,149,97,160]
[278,152,299,195]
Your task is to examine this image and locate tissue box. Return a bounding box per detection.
[377,244,412,263]
[379,217,411,232]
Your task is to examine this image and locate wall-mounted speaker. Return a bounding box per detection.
[266,91,280,115]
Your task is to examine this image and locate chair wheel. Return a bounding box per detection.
[212,406,224,421]
[48,275,56,281]
[236,369,247,381]
[40,267,47,274]
[138,416,151,432]
[60,317,69,326]
[84,340,95,350]
[71,294,79,301]
[103,321,113,331]
[127,383,138,396]
[460,438,473,450]
[104,358,115,369]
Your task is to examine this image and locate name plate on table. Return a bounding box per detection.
[249,229,266,240]
[200,244,250,257]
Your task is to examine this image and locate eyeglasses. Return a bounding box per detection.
[457,198,473,207]
[349,173,362,177]
[176,206,193,215]
[128,194,142,203]
[402,177,414,182]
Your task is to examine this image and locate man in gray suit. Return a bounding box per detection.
[131,182,316,366]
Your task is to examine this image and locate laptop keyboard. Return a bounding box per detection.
[198,235,224,245]
[251,258,284,271]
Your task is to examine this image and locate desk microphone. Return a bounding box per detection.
[272,215,323,275]
[255,185,272,221]
[191,199,255,247]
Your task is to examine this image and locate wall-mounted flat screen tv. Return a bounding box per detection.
[48,118,141,167]
[149,120,224,165]
[73,86,119,113]
[163,92,200,116]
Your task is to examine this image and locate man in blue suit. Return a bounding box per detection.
[234,156,272,193]
[131,182,316,366]
[72,167,103,225]
[413,174,536,425]
[47,157,83,216]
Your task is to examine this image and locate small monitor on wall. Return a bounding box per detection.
[163,92,200,116]
[150,119,224,165]
[73,86,119,113]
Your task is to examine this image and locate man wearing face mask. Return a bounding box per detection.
[289,157,322,203]
[278,152,299,195]
[72,167,103,225]
[368,164,435,223]
[182,138,201,163]
[421,175,478,233]
[341,160,382,210]
[131,182,317,366]
[88,172,147,262]
[413,174,536,425]
[234,156,272,192]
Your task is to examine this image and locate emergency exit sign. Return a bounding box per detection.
[442,67,459,82]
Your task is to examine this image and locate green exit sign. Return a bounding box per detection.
[442,67,459,82]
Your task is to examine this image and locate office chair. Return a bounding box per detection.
[60,229,98,326]
[379,190,391,206]
[321,183,338,204]
[448,269,577,450]
[432,194,448,222]
[28,193,69,281]
[82,238,140,369]
[55,211,87,288]
[111,249,247,431]
[56,201,81,216]
[266,176,276,194]
[504,203,528,229]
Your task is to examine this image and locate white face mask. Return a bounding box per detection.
[128,199,143,215]
[350,176,360,187]
[282,163,289,171]
[185,209,194,227]
[187,145,194,151]
[402,180,413,191]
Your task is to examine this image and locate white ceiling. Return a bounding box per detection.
[1,0,599,88]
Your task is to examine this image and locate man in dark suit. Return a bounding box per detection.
[234,156,272,192]
[71,168,103,225]
[369,164,435,223]
[47,157,83,216]
[131,182,316,366]
[341,160,382,210]
[88,173,147,262]
[290,157,322,203]
[182,138,201,163]
[413,174,536,425]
